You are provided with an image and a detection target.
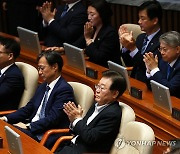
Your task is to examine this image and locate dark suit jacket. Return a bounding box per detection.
[43,1,87,47]
[6,77,74,147]
[122,31,162,82]
[62,101,121,154]
[0,64,24,111]
[73,25,121,68]
[149,57,180,98]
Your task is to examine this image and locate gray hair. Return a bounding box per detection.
[159,31,180,48]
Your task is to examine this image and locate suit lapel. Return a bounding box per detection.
[145,31,161,53]
[44,77,63,112]
[169,58,180,79]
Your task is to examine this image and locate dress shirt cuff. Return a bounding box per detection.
[129,48,138,58]
[26,123,31,130]
[72,118,82,128]
[48,19,55,25]
[146,71,151,78]
[150,67,160,76]
[2,116,8,122]
[121,47,128,53]
[42,20,48,27]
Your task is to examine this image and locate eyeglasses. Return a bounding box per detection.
[94,84,108,91]
[158,46,176,53]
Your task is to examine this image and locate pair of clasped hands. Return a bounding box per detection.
[45,21,94,52]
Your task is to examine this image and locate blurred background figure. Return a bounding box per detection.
[73,0,121,67]
[39,0,87,47]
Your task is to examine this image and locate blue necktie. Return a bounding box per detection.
[167,64,172,79]
[39,86,50,119]
[61,5,69,18]
[141,35,149,54]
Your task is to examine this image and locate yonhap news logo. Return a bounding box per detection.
[114,137,176,149]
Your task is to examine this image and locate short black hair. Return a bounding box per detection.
[139,0,162,24]
[102,70,127,98]
[0,37,20,59]
[87,0,113,25]
[37,50,63,72]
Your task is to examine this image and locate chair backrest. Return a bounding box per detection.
[111,121,155,154]
[15,62,39,108]
[68,82,94,116]
[119,102,136,133]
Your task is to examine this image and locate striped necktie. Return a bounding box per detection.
[61,5,69,18]
[141,35,149,54]
[167,64,172,79]
[39,86,50,119]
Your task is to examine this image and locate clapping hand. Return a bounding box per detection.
[119,25,136,51]
[143,52,158,72]
[39,1,56,23]
[63,101,83,123]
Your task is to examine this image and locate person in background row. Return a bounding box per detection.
[0,36,24,111]
[119,0,162,82]
[73,0,121,68]
[55,70,126,154]
[143,31,180,98]
[0,51,75,149]
[46,0,121,68]
[39,0,87,47]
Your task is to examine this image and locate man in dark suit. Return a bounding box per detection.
[119,0,162,83]
[143,31,180,98]
[0,51,75,148]
[0,37,24,111]
[55,70,127,154]
[39,0,87,47]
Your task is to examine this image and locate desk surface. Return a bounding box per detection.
[0,120,52,154]
[0,32,180,154]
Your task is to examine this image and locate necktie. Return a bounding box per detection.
[61,5,69,18]
[167,64,172,79]
[0,70,1,77]
[141,35,149,54]
[39,86,50,119]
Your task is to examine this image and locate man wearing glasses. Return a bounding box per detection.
[143,31,180,98]
[0,36,24,111]
[55,70,127,154]
[0,51,75,149]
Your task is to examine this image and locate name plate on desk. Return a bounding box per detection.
[86,67,98,79]
[130,87,142,99]
[172,108,180,121]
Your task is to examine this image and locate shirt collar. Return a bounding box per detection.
[95,102,109,112]
[47,75,61,90]
[147,28,160,42]
[66,0,81,11]
[169,59,177,67]
[1,63,14,75]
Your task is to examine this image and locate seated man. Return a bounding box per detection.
[119,0,162,82]
[55,70,127,154]
[143,31,180,98]
[39,0,87,47]
[0,37,24,111]
[0,51,75,149]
